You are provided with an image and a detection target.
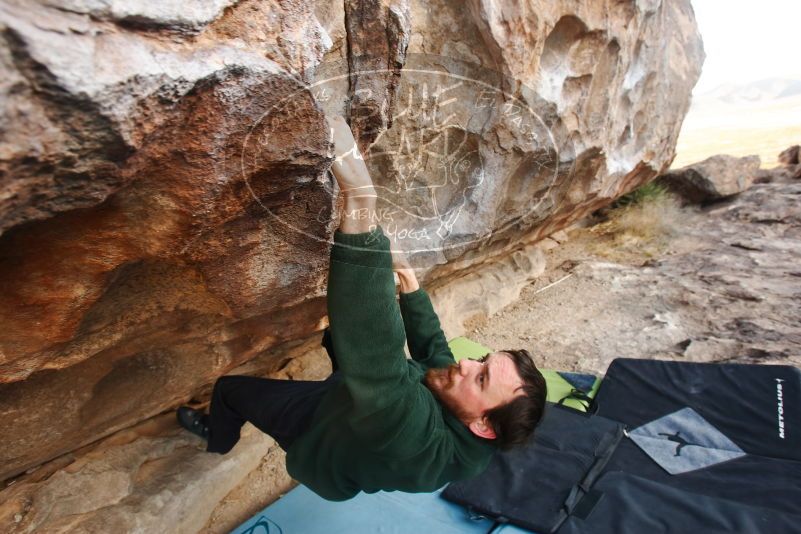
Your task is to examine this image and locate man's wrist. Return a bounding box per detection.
[398,274,420,293]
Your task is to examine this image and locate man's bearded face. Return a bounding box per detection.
[423,363,475,423]
[422,353,525,429]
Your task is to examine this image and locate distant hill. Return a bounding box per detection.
[695,77,801,105]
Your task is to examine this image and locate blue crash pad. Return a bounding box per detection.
[231,485,536,534]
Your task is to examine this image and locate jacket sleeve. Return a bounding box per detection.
[398,287,456,370]
[326,226,415,433]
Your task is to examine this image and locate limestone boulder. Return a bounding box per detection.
[0,410,283,534]
[658,154,761,204]
[0,0,704,503]
[0,0,339,481]
[777,145,801,179]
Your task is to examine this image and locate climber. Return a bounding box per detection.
[176,114,547,501]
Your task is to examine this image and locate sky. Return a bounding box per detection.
[690,0,801,94]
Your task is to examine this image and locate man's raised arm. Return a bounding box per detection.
[393,253,456,370]
[324,115,410,411]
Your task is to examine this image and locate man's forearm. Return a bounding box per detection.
[327,115,379,234]
[398,285,455,368]
[340,195,378,234]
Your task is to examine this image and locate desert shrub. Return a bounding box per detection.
[604,181,683,245]
[610,193,682,240]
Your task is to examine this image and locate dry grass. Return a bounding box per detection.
[609,193,682,240]
[584,186,684,262]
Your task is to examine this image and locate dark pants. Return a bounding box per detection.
[206,331,342,454]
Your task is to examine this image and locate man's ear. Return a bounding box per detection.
[468,417,496,440]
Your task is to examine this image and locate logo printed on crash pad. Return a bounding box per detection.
[239,515,282,534]
[776,378,786,439]
[657,431,690,456]
[629,407,746,475]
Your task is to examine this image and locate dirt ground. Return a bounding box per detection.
[465,169,801,377]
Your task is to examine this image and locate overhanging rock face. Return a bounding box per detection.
[0,0,703,483]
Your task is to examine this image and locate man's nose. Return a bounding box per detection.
[458,360,475,376]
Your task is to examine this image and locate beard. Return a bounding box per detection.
[423,364,455,390]
[423,364,473,424]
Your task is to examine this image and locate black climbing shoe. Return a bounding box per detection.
[177,406,209,440]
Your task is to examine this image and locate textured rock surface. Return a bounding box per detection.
[778,144,799,166]
[0,0,704,522]
[469,167,801,373]
[0,404,279,533]
[432,239,547,337]
[1,0,338,481]
[777,144,801,179]
[657,154,761,204]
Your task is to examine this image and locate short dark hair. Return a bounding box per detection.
[482,349,547,451]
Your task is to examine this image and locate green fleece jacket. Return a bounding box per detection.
[285,225,496,501]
